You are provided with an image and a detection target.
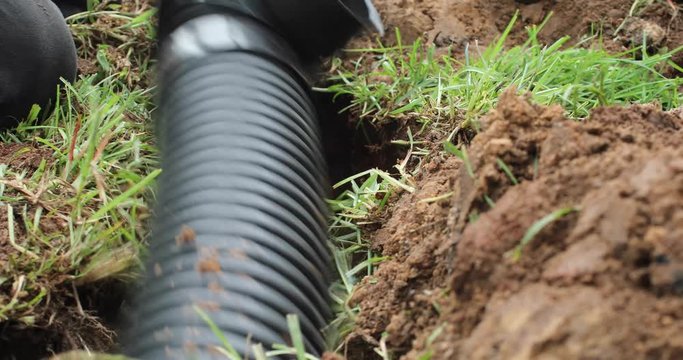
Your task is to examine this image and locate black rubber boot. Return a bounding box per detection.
[0,0,78,128]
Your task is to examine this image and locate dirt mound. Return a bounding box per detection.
[362,0,683,63]
[345,90,683,359]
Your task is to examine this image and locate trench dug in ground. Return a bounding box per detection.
[335,0,683,359]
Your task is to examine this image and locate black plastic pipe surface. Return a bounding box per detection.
[157,0,383,63]
[123,2,380,359]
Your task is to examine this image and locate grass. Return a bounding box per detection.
[197,307,320,360]
[0,0,158,345]
[416,324,446,360]
[68,1,157,88]
[0,75,158,323]
[324,13,683,129]
[322,11,683,352]
[325,168,413,349]
[509,207,580,261]
[444,141,474,178]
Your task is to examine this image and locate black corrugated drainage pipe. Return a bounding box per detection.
[122,1,382,359]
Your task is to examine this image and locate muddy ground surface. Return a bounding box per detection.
[341,1,683,359]
[363,0,683,61]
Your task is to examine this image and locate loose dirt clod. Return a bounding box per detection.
[176,225,197,246]
[195,301,220,312]
[197,257,222,273]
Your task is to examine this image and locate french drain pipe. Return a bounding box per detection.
[121,1,383,359]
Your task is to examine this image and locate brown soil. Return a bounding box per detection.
[336,0,683,360]
[334,0,683,183]
[357,0,683,63]
[338,3,683,358]
[343,89,683,359]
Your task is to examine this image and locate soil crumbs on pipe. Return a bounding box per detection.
[339,0,683,359]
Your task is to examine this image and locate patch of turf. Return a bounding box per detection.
[323,13,683,128]
[0,73,158,325]
[67,1,157,88]
[0,2,159,354]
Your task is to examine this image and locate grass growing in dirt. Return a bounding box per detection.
[325,169,414,346]
[325,13,682,126]
[0,75,157,321]
[68,1,157,88]
[323,13,683,352]
[0,1,158,354]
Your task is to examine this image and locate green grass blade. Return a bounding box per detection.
[88,168,161,221]
[511,207,579,260]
